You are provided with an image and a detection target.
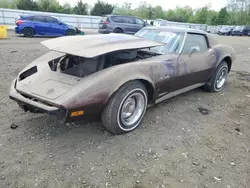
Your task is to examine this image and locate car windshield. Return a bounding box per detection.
[235,26,244,30]
[135,29,184,54]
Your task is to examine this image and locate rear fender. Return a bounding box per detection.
[206,47,234,82]
[213,45,235,68]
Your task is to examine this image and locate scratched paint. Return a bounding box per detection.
[215,48,220,61]
[158,59,191,78]
[149,65,154,79]
[160,60,176,77]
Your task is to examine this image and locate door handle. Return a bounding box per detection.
[208,49,214,53]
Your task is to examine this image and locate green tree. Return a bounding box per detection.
[215,7,229,25]
[153,5,165,19]
[59,3,72,14]
[8,0,18,8]
[0,0,17,8]
[0,0,8,8]
[113,2,133,15]
[90,0,114,16]
[134,1,152,19]
[165,6,193,22]
[3,0,250,26]
[195,6,209,24]
[37,0,61,13]
[210,15,217,25]
[207,10,218,25]
[73,0,88,15]
[165,9,177,21]
[175,6,193,22]
[16,0,38,10]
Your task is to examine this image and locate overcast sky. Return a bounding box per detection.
[58,0,228,11]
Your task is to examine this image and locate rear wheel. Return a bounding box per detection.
[113,28,123,33]
[101,81,148,135]
[65,29,76,36]
[23,28,34,37]
[203,61,228,92]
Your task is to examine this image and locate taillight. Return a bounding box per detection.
[16,20,24,26]
[104,21,109,25]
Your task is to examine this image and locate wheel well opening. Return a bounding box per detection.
[139,79,155,104]
[223,56,232,72]
[23,27,35,34]
[114,28,123,31]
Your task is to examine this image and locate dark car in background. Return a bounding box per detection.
[98,15,147,34]
[15,15,77,37]
[218,26,235,35]
[231,26,250,36]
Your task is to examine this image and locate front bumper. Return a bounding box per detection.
[9,80,61,114]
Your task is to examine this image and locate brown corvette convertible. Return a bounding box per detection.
[9,27,236,134]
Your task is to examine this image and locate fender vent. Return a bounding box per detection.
[19,66,37,81]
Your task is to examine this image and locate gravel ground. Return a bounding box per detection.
[0,32,249,188]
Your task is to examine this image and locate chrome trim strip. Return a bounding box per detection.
[155,83,205,104]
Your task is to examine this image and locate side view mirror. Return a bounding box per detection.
[59,22,63,25]
[189,46,200,57]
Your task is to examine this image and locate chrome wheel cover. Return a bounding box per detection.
[117,89,147,131]
[216,67,228,90]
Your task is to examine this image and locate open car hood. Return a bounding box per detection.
[41,34,163,58]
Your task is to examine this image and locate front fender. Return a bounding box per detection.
[105,75,156,105]
[63,63,157,114]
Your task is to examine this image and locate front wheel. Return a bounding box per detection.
[101,81,148,135]
[65,29,76,36]
[203,61,228,92]
[113,28,123,33]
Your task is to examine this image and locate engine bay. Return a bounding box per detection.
[48,50,158,77]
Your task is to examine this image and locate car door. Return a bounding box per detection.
[33,16,48,35]
[175,33,216,90]
[134,18,145,33]
[244,26,250,35]
[122,16,137,34]
[45,17,65,36]
[155,32,186,95]
[110,16,123,31]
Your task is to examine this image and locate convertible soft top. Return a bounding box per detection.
[41,34,164,58]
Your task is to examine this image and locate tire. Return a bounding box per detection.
[113,28,123,33]
[101,81,148,135]
[23,27,34,37]
[65,29,76,36]
[203,61,228,92]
